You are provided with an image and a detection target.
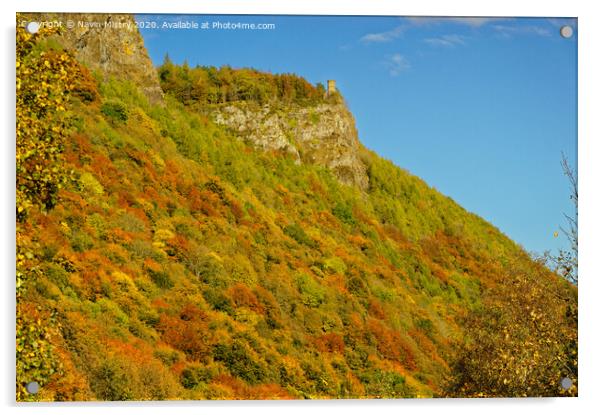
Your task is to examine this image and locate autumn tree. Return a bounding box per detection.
[16,16,97,400]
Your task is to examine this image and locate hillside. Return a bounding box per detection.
[16,13,577,401]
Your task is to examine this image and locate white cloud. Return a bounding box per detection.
[424,34,467,47]
[406,17,507,27]
[493,24,552,38]
[360,24,406,43]
[359,17,511,45]
[384,53,410,76]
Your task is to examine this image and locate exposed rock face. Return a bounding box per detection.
[212,101,369,191]
[214,105,301,161]
[23,13,163,105]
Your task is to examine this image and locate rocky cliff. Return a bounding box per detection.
[21,12,368,190]
[22,13,163,104]
[211,101,370,191]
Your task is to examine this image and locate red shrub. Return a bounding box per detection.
[227,283,264,314]
[366,319,417,370]
[313,333,345,354]
[229,199,245,222]
[368,298,386,320]
[158,304,210,362]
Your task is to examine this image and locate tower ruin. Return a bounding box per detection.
[327,80,336,96]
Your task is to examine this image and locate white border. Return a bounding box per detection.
[2,1,601,415]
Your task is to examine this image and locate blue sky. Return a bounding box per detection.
[136,15,577,255]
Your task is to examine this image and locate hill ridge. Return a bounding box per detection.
[16,14,577,401]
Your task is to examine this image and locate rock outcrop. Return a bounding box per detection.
[22,13,163,105]
[212,101,369,191]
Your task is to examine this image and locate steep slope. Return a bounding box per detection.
[157,59,370,190]
[16,15,577,401]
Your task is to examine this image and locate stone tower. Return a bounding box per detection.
[327,80,336,96]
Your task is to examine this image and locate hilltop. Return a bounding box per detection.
[16,13,577,401]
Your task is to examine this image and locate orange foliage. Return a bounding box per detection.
[343,312,365,344]
[313,333,345,354]
[251,383,292,400]
[235,233,253,252]
[275,184,289,195]
[70,63,100,103]
[229,199,245,222]
[105,337,155,365]
[79,269,103,300]
[409,329,447,369]
[125,206,150,227]
[143,258,162,272]
[383,224,410,247]
[366,319,417,371]
[142,186,165,208]
[116,190,137,208]
[162,159,182,190]
[227,283,264,314]
[64,133,93,167]
[309,176,326,197]
[333,246,353,263]
[158,304,210,361]
[165,234,190,258]
[58,190,88,212]
[89,152,120,187]
[189,187,224,217]
[315,210,341,230]
[348,234,369,250]
[368,298,386,320]
[151,298,170,310]
[211,374,291,400]
[325,274,348,295]
[107,227,133,243]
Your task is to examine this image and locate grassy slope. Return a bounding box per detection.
[18,63,577,400]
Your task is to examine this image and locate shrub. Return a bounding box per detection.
[313,333,345,354]
[69,229,94,253]
[147,267,173,289]
[295,273,326,308]
[346,275,368,297]
[114,212,147,233]
[359,369,414,398]
[185,250,227,286]
[322,257,347,275]
[44,264,70,290]
[90,356,178,401]
[332,202,356,225]
[101,101,128,124]
[203,288,234,314]
[158,305,210,361]
[283,223,317,248]
[153,347,183,366]
[227,283,264,313]
[415,317,435,337]
[180,363,218,389]
[79,172,105,196]
[213,341,269,385]
[90,357,134,401]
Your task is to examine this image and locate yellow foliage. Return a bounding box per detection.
[79,172,105,195]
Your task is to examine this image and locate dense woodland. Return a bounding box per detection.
[157,56,328,106]
[16,22,577,401]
